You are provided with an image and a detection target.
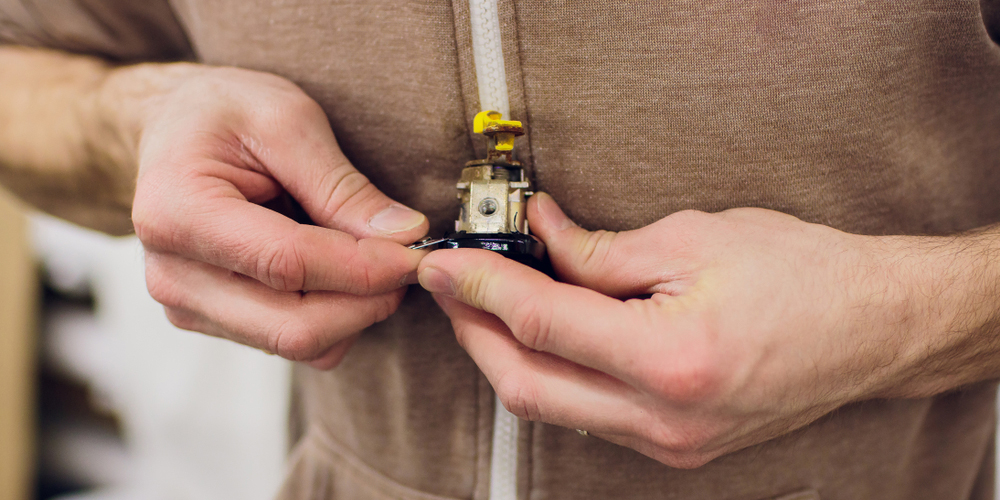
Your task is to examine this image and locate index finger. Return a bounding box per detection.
[418,248,663,383]
[135,167,424,294]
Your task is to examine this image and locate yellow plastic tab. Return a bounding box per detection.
[473,110,502,133]
[473,110,522,134]
[494,134,515,151]
[473,110,522,152]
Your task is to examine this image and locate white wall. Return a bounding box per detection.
[32,214,291,500]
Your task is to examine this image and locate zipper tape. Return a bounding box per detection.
[468,1,520,498]
[469,0,510,118]
[489,394,519,500]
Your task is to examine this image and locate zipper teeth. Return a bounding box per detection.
[489,394,519,500]
[469,1,520,498]
[469,0,510,117]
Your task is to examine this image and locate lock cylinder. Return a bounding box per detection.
[441,110,548,271]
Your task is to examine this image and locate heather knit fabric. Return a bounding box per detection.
[4,1,1000,498]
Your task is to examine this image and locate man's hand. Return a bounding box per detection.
[115,64,428,369]
[418,193,1000,467]
[0,48,428,368]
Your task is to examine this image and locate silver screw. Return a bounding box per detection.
[478,198,499,216]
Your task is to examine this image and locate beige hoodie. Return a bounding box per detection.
[4,1,1000,499]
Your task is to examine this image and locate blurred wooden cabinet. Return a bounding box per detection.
[0,191,35,500]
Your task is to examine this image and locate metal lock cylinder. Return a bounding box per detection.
[410,111,548,271]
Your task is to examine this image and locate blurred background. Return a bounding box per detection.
[0,190,291,500]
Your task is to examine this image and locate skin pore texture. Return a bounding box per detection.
[4,45,1000,467]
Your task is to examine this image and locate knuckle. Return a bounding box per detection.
[258,235,307,291]
[133,170,200,252]
[163,307,198,332]
[664,209,709,226]
[131,203,153,244]
[658,210,710,248]
[309,342,353,370]
[675,455,713,469]
[256,87,328,145]
[646,422,713,463]
[318,169,377,223]
[132,194,166,249]
[460,266,494,310]
[145,263,184,309]
[269,316,324,361]
[646,360,720,405]
[371,291,404,324]
[259,81,325,125]
[281,91,327,122]
[573,230,618,272]
[339,245,375,295]
[507,292,553,352]
[653,448,714,470]
[642,345,722,405]
[494,369,543,421]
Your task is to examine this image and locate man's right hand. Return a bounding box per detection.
[116,64,428,369]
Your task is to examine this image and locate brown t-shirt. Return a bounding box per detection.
[5,1,1000,499]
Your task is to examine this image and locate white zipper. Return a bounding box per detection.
[469,0,510,118]
[489,394,519,500]
[468,1,519,498]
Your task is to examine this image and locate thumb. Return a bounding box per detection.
[251,102,428,244]
[528,192,664,298]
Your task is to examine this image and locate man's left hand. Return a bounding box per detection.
[418,192,1000,468]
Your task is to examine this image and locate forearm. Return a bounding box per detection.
[871,225,1000,398]
[0,46,195,234]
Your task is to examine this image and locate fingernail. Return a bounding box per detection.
[368,205,426,234]
[399,271,419,287]
[535,192,575,231]
[418,267,455,295]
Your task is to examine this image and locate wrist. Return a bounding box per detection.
[0,48,208,234]
[90,62,205,197]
